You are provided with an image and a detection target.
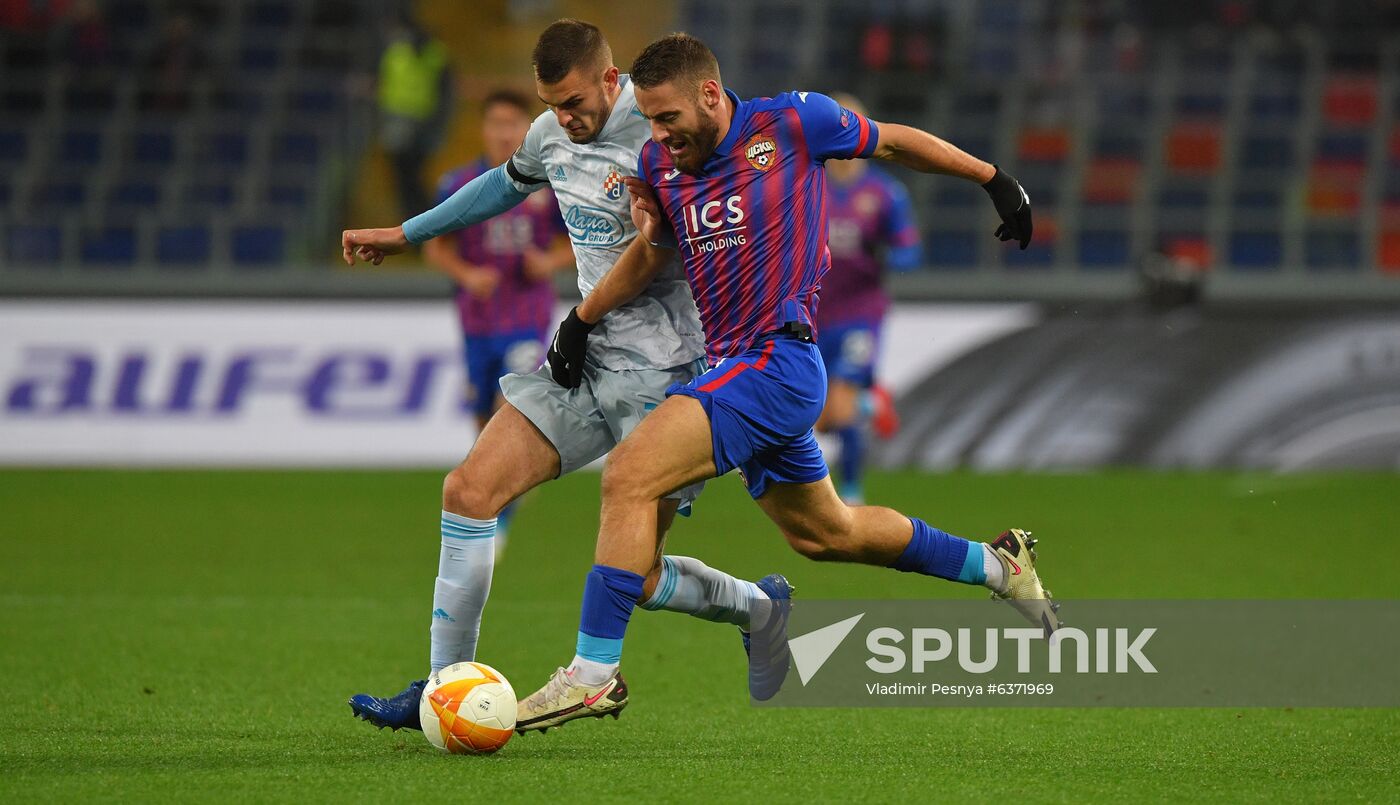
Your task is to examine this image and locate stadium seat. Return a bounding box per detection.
[156,226,213,266]
[925,230,978,268]
[245,0,295,29]
[241,46,284,72]
[1240,136,1294,170]
[1175,92,1226,119]
[1017,127,1070,163]
[1379,233,1400,274]
[287,87,341,114]
[1322,75,1378,127]
[272,132,321,165]
[1078,230,1130,269]
[64,83,116,113]
[1157,186,1209,210]
[1162,235,1212,268]
[79,226,138,267]
[1248,92,1301,121]
[1305,229,1361,269]
[6,224,63,264]
[1307,163,1364,214]
[31,180,86,210]
[60,130,103,166]
[108,181,161,209]
[200,132,249,167]
[1,86,45,115]
[1165,125,1222,174]
[0,128,26,164]
[131,130,176,165]
[1229,231,1282,270]
[231,225,286,267]
[931,183,980,208]
[1083,158,1141,205]
[1316,132,1369,165]
[1233,189,1282,213]
[182,181,237,209]
[264,183,309,209]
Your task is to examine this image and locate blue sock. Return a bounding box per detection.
[837,425,865,500]
[571,564,645,684]
[891,518,987,585]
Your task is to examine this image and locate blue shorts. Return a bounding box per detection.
[817,320,881,387]
[667,335,830,499]
[463,329,548,418]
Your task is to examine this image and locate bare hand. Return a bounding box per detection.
[341,226,409,266]
[623,177,665,245]
[459,268,500,299]
[522,247,552,282]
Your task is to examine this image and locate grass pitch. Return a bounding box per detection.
[2,468,1398,802]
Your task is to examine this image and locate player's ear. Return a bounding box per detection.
[700,79,722,110]
[602,65,619,91]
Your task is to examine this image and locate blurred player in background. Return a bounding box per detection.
[423,88,574,548]
[814,92,923,505]
[340,20,785,732]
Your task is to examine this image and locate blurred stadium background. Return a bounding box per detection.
[4,2,1400,799]
[2,0,1398,469]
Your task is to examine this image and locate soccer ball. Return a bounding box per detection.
[419,661,517,754]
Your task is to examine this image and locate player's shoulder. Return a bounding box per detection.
[756,90,837,112]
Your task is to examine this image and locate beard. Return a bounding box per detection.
[675,115,722,174]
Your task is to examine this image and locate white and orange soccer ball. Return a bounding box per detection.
[419,661,517,754]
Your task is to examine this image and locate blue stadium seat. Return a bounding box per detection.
[287,87,341,114]
[61,130,103,165]
[1005,241,1054,268]
[272,132,320,165]
[80,226,137,266]
[183,181,236,208]
[65,84,116,113]
[2,86,44,115]
[1316,133,1368,163]
[0,128,26,164]
[1175,93,1226,118]
[1305,230,1361,269]
[157,226,213,265]
[231,225,286,266]
[132,130,176,165]
[109,180,161,209]
[1233,189,1282,212]
[31,181,86,210]
[1240,136,1294,169]
[265,183,309,208]
[1093,134,1143,158]
[926,230,978,268]
[1157,187,1209,210]
[202,132,249,167]
[6,224,63,264]
[245,0,294,28]
[931,183,980,207]
[1249,92,1301,121]
[1078,230,1131,268]
[1229,231,1282,270]
[241,46,283,72]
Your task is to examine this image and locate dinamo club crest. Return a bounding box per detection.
[744,134,779,172]
[602,167,624,200]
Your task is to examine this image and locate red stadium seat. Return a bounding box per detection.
[1083,158,1140,204]
[1379,232,1400,274]
[1322,75,1378,127]
[1165,124,1222,175]
[1017,127,1070,163]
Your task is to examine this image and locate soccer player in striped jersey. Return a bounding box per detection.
[339,21,788,734]
[424,88,573,549]
[518,34,1059,732]
[813,92,923,505]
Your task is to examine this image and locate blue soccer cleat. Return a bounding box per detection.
[348,678,426,731]
[742,573,794,701]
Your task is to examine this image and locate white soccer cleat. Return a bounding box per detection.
[514,667,629,734]
[988,528,1062,636]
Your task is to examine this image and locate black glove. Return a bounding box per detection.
[982,165,1033,250]
[547,307,596,389]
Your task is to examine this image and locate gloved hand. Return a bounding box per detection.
[982,165,1033,250]
[547,307,597,389]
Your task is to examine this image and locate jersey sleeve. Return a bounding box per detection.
[790,91,880,162]
[504,112,553,194]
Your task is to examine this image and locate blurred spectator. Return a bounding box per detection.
[377,11,452,219]
[139,14,208,112]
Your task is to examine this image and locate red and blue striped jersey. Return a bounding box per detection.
[437,158,565,337]
[637,90,879,362]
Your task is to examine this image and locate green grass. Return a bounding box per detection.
[2,469,1398,802]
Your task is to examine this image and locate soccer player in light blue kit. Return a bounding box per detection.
[813,92,924,504]
[516,34,1060,731]
[424,88,574,549]
[339,21,789,732]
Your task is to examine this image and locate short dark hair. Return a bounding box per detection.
[532,19,611,84]
[482,88,534,117]
[630,33,721,92]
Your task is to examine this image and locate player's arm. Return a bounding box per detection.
[341,165,532,265]
[545,177,674,388]
[870,123,1032,249]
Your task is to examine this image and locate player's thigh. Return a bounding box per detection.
[445,402,560,517]
[753,476,855,555]
[602,394,717,503]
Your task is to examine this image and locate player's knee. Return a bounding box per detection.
[442,465,501,520]
[600,443,655,503]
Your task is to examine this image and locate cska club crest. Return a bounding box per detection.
[744,134,779,172]
[602,167,624,200]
